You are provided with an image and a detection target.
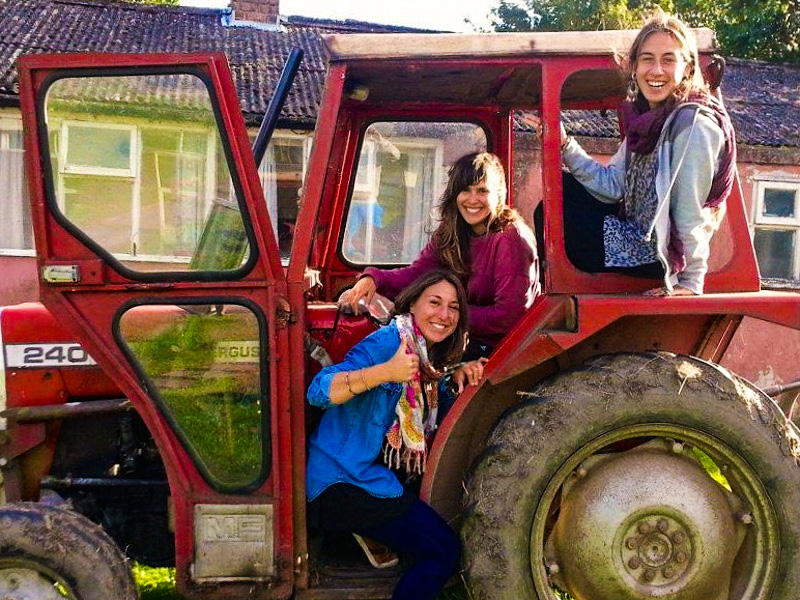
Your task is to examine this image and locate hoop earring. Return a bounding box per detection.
[626,76,639,103]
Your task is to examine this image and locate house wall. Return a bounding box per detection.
[0,255,37,305]
[724,151,800,407]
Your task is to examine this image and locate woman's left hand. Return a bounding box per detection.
[643,285,697,297]
[452,358,489,393]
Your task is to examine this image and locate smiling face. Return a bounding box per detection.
[456,171,503,235]
[634,31,691,108]
[409,279,460,347]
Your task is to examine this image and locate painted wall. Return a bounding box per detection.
[1,255,38,305]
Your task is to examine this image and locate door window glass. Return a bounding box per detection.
[44,73,251,274]
[342,121,487,265]
[118,303,268,491]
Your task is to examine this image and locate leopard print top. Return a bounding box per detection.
[602,151,660,268]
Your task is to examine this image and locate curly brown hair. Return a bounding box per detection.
[432,152,524,278]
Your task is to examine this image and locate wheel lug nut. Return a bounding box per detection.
[672,530,685,543]
[628,557,641,569]
[642,569,656,582]
[575,465,588,478]
[638,521,652,534]
[657,518,669,532]
[675,551,687,563]
[663,566,674,578]
[738,513,753,524]
[626,537,639,549]
[672,441,684,453]
[547,562,560,574]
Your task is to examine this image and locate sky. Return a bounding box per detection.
[178,0,496,32]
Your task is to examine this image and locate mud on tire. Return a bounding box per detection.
[461,352,800,600]
[0,503,137,600]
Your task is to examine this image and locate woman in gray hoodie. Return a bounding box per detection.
[529,9,736,296]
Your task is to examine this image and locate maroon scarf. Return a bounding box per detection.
[620,92,736,209]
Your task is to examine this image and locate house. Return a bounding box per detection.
[0,0,433,304]
[2,0,800,401]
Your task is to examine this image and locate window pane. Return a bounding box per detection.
[65,124,133,173]
[762,188,796,218]
[753,228,795,279]
[0,145,33,251]
[119,303,269,490]
[7,130,23,151]
[256,135,308,262]
[45,73,252,273]
[343,122,487,265]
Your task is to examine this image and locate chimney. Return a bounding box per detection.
[231,0,279,24]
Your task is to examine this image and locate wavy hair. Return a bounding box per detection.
[432,152,524,278]
[391,270,468,368]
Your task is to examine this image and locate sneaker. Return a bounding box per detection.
[352,533,399,569]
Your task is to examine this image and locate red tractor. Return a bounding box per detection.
[2,29,800,600]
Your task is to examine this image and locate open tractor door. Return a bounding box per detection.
[16,52,295,599]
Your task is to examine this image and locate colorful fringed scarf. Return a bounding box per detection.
[383,314,441,475]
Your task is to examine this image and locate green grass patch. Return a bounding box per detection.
[133,564,181,600]
[134,565,474,599]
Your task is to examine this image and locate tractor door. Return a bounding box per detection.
[18,53,294,599]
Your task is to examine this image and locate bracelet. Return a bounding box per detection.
[359,368,369,391]
[344,371,356,395]
[561,136,572,151]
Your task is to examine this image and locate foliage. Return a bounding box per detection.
[485,0,800,63]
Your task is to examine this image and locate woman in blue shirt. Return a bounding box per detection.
[306,270,485,600]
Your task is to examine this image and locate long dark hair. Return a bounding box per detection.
[391,270,468,368]
[432,152,523,278]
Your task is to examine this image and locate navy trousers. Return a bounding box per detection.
[357,497,460,600]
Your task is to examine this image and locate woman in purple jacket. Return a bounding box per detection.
[347,152,540,359]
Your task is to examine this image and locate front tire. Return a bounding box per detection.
[0,503,137,600]
[461,353,800,600]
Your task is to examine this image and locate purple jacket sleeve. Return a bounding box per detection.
[467,226,539,339]
[363,240,444,300]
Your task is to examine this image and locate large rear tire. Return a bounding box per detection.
[461,353,800,600]
[0,503,138,600]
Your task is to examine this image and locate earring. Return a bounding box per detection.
[626,76,639,103]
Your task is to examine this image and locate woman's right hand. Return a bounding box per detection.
[384,339,419,383]
[520,114,568,147]
[348,276,377,314]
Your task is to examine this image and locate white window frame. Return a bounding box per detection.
[60,120,138,178]
[752,179,800,280]
[0,114,35,256]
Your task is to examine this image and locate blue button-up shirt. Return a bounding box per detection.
[306,323,405,501]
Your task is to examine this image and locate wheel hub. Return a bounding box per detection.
[0,565,70,600]
[544,440,746,600]
[621,515,691,584]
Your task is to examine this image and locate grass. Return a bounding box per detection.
[133,564,180,600]
[134,565,472,599]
